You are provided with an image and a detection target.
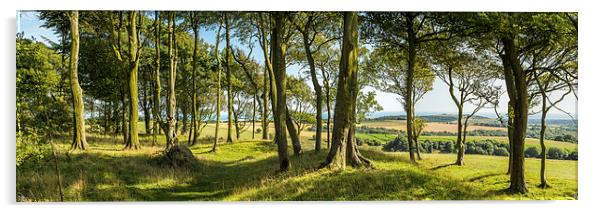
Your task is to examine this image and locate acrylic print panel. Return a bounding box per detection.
[15,10,578,201]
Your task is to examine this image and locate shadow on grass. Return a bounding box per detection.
[18,140,511,201]
[431,163,456,171]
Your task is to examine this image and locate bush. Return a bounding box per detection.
[547,147,568,160]
[567,150,578,160]
[493,147,510,156]
[255,128,262,134]
[524,147,540,158]
[356,137,363,146]
[441,141,456,153]
[383,137,408,152]
[16,132,48,167]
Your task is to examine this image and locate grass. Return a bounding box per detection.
[16,124,577,201]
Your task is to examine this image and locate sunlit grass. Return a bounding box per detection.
[16,124,577,201]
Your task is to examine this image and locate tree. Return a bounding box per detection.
[530,26,577,187]
[165,11,178,149]
[429,40,498,165]
[68,11,88,150]
[320,12,372,169]
[211,22,223,152]
[315,46,339,149]
[465,12,576,193]
[270,12,292,171]
[363,12,449,163]
[365,46,435,162]
[188,11,202,146]
[124,11,142,150]
[290,12,340,152]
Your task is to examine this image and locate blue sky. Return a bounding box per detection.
[17,11,578,119]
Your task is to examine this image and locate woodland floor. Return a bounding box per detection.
[16,124,577,201]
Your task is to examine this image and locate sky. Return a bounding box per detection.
[17,11,578,119]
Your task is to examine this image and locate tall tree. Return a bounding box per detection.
[270,12,291,171]
[189,12,201,145]
[211,23,223,152]
[224,12,237,144]
[165,12,178,149]
[466,12,576,193]
[320,12,372,169]
[124,11,142,150]
[363,12,449,163]
[68,11,88,150]
[291,12,339,152]
[430,41,498,165]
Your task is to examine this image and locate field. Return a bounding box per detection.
[16,123,577,201]
[360,120,507,132]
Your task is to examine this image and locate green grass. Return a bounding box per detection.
[17,123,577,201]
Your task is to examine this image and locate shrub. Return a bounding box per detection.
[493,147,510,156]
[524,147,540,158]
[441,141,456,153]
[567,150,578,160]
[547,147,568,160]
[481,141,495,155]
[383,137,408,152]
[356,137,363,146]
[255,128,262,134]
[16,132,47,167]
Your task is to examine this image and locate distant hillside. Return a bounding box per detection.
[370,114,492,123]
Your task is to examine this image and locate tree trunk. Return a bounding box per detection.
[271,12,290,172]
[212,25,222,152]
[262,70,269,140]
[165,12,178,149]
[405,16,417,164]
[539,93,550,188]
[68,11,88,150]
[125,11,141,150]
[502,36,528,194]
[286,107,302,155]
[414,135,422,160]
[455,106,464,165]
[225,13,236,144]
[320,12,371,170]
[252,94,256,139]
[142,74,151,135]
[191,20,200,146]
[151,11,161,147]
[326,89,331,149]
[301,28,323,152]
[120,90,129,144]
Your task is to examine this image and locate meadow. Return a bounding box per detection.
[16,122,577,201]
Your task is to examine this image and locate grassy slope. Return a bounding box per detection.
[17,125,577,201]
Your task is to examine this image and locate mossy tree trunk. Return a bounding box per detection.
[285,107,303,155]
[320,12,372,170]
[125,11,141,150]
[68,11,88,150]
